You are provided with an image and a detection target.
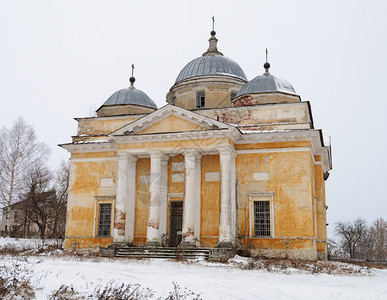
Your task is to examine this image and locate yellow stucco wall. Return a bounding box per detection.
[64,156,116,250]
[200,155,220,247]
[235,150,318,259]
[133,158,150,245]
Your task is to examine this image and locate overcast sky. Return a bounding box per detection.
[1,0,386,239]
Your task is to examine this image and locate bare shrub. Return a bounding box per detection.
[165,282,201,300]
[49,284,83,300]
[0,262,35,299]
[94,281,154,300]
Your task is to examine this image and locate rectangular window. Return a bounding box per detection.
[98,203,111,237]
[196,91,205,109]
[254,201,271,237]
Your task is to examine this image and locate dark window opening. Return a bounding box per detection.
[196,91,205,109]
[231,91,237,100]
[172,97,176,106]
[98,203,111,237]
[254,201,271,237]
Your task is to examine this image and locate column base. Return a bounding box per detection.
[216,241,233,249]
[109,242,127,249]
[180,241,197,248]
[144,240,161,248]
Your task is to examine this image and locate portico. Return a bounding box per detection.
[112,142,236,248]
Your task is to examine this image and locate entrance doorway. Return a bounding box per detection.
[169,201,183,247]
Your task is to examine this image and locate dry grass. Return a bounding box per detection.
[233,257,374,275]
[0,261,35,299]
[48,281,201,300]
[0,238,64,256]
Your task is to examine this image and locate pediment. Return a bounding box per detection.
[109,105,238,136]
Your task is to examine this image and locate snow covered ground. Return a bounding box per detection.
[1,237,386,299]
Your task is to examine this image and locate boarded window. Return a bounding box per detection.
[196,91,205,109]
[98,203,111,237]
[254,201,271,237]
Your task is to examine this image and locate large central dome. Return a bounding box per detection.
[167,29,248,110]
[175,55,247,83]
[174,30,246,84]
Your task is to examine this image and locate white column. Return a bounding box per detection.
[146,151,162,244]
[158,156,169,244]
[113,153,128,243]
[218,147,233,246]
[182,150,196,246]
[230,152,237,245]
[194,154,202,244]
[124,155,137,244]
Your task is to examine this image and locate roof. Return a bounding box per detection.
[236,73,297,97]
[175,55,247,83]
[102,88,157,109]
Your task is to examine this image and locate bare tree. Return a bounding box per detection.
[0,117,50,210]
[50,160,69,238]
[335,218,368,259]
[368,217,387,260]
[23,164,54,239]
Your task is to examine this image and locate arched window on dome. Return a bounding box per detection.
[196,91,205,109]
[231,91,237,101]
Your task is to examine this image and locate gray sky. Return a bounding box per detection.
[1,0,386,239]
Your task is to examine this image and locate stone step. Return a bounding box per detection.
[117,248,210,253]
[115,247,211,259]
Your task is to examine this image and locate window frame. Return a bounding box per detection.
[196,91,205,109]
[231,91,237,101]
[249,192,274,238]
[96,202,112,237]
[253,201,271,237]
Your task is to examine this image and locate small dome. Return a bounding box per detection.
[236,74,297,97]
[102,88,157,109]
[175,55,247,83]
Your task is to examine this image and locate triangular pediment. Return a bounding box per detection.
[109,105,238,136]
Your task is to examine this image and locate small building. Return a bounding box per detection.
[1,191,62,238]
[60,29,331,260]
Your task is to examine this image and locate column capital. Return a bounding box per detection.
[127,154,137,164]
[183,149,197,159]
[161,155,170,163]
[218,145,235,155]
[149,151,162,159]
[194,153,202,161]
[117,152,129,159]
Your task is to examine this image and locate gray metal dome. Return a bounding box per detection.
[102,88,157,109]
[236,74,297,97]
[175,55,247,83]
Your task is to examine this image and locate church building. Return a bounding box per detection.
[60,28,332,260]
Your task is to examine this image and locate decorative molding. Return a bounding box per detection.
[171,173,185,183]
[253,172,269,181]
[168,192,184,198]
[70,157,118,163]
[60,142,116,153]
[172,162,185,172]
[205,172,220,182]
[100,177,113,187]
[95,195,116,200]
[249,191,274,197]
